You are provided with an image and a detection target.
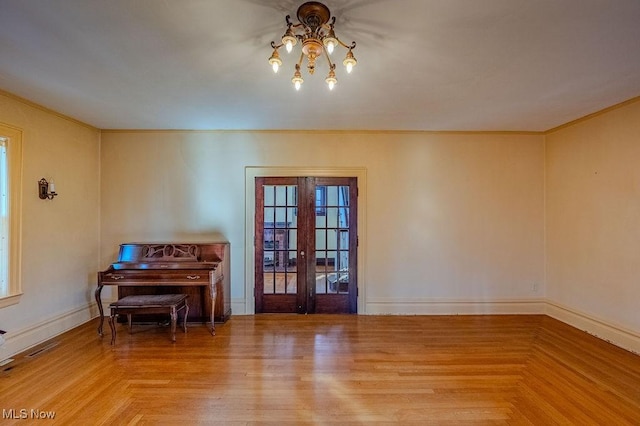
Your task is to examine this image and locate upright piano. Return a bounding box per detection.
[96,242,230,336]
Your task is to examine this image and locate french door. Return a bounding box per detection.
[255,176,357,314]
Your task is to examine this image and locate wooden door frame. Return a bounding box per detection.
[245,167,367,315]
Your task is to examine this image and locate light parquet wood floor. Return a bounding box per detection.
[1,314,639,425]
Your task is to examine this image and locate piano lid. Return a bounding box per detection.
[111,243,226,269]
[111,261,219,270]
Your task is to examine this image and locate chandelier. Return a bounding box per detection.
[268,1,357,91]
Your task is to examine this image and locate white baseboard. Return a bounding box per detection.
[364,298,546,315]
[230,298,547,316]
[0,303,99,360]
[545,300,640,355]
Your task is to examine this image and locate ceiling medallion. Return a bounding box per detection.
[268,1,357,91]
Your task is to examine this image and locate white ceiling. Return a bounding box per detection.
[1,0,639,132]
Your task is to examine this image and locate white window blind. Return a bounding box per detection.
[0,137,8,297]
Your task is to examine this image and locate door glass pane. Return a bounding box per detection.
[287,274,297,293]
[286,251,297,272]
[339,250,349,270]
[275,186,287,206]
[316,250,326,269]
[327,186,338,206]
[263,251,275,270]
[338,272,349,294]
[327,207,338,228]
[316,229,326,250]
[327,271,338,293]
[275,272,286,294]
[316,273,327,294]
[275,207,287,227]
[287,207,297,226]
[315,186,327,216]
[339,230,349,250]
[264,207,274,224]
[288,229,297,250]
[287,185,296,204]
[327,229,337,250]
[327,251,337,271]
[339,186,349,206]
[338,207,349,228]
[264,186,275,206]
[263,229,274,250]
[263,271,274,294]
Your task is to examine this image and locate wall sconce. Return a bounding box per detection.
[38,178,58,200]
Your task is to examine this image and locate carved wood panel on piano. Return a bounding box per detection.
[96,242,230,335]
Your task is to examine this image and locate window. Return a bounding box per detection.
[0,124,23,308]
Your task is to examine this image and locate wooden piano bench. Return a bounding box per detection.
[108,294,189,345]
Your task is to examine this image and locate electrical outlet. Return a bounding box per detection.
[532,282,539,292]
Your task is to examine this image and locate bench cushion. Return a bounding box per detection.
[110,294,188,308]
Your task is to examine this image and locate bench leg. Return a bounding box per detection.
[127,314,133,333]
[170,306,177,342]
[109,312,117,345]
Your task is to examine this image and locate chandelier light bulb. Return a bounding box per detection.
[323,27,338,56]
[326,68,337,90]
[281,30,297,54]
[326,40,335,55]
[292,66,304,91]
[343,49,357,74]
[268,49,283,74]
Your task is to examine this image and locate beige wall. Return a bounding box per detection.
[3,87,639,357]
[100,131,545,314]
[545,99,640,334]
[0,93,101,358]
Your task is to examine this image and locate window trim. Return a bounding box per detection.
[0,123,23,308]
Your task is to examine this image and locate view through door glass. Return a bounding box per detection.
[255,177,300,314]
[312,178,358,314]
[255,177,357,314]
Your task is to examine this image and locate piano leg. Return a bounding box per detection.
[183,303,189,334]
[210,292,216,336]
[95,284,104,337]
